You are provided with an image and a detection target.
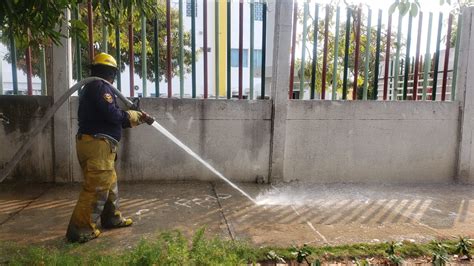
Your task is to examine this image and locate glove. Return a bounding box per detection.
[126,110,143,127]
[139,111,155,125]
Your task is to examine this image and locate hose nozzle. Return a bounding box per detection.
[142,113,155,125]
[130,98,154,125]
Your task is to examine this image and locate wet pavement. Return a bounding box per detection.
[1,181,473,251]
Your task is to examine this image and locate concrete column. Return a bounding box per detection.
[268,0,293,183]
[50,10,73,182]
[457,7,474,183]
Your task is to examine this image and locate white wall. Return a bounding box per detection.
[284,100,459,183]
[1,96,464,184]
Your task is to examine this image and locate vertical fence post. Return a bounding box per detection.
[128,5,135,97]
[403,15,413,100]
[227,0,231,99]
[372,9,382,100]
[115,13,121,91]
[413,12,423,101]
[250,0,255,100]
[441,14,453,101]
[260,1,267,99]
[352,8,362,100]
[204,0,209,99]
[238,0,244,99]
[310,4,319,100]
[389,59,395,97]
[372,10,382,100]
[87,0,94,63]
[420,54,423,75]
[393,13,403,101]
[289,2,298,99]
[74,4,82,82]
[383,14,392,101]
[299,0,308,100]
[0,43,3,95]
[9,34,18,95]
[40,47,47,95]
[101,2,108,53]
[321,5,330,100]
[363,8,372,100]
[432,13,443,101]
[153,17,160,97]
[215,0,220,99]
[191,0,197,98]
[166,0,172,98]
[141,14,147,97]
[26,34,33,96]
[179,0,184,98]
[342,8,351,100]
[332,7,340,101]
[423,13,433,101]
[202,0,209,99]
[452,14,462,101]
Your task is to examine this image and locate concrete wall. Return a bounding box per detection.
[70,98,272,182]
[1,96,462,184]
[0,96,54,182]
[284,101,460,183]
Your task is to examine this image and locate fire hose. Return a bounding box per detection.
[0,77,150,183]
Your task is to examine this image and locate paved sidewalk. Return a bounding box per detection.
[1,181,473,251]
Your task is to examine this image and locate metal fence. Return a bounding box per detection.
[0,0,269,99]
[77,0,268,99]
[0,1,462,102]
[289,2,460,102]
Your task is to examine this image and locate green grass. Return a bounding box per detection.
[0,231,472,265]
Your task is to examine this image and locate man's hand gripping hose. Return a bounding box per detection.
[129,98,155,125]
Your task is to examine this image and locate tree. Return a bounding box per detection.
[296,4,400,99]
[0,0,193,83]
[73,2,194,82]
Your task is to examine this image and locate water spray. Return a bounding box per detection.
[106,83,257,204]
[0,78,257,204]
[149,121,257,204]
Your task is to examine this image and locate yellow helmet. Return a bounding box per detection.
[92,53,118,69]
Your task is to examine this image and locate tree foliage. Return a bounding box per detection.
[296,5,400,99]
[0,0,71,48]
[73,1,194,82]
[0,0,193,82]
[0,0,156,48]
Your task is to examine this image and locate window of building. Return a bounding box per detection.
[231,49,249,68]
[254,2,263,21]
[186,0,197,17]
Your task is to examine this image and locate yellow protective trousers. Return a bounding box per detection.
[66,134,125,243]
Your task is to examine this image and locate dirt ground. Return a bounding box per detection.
[1,181,473,252]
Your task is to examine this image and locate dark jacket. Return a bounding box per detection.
[78,80,130,141]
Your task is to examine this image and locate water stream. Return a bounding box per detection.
[151,121,258,204]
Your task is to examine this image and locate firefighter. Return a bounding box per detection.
[66,53,150,243]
